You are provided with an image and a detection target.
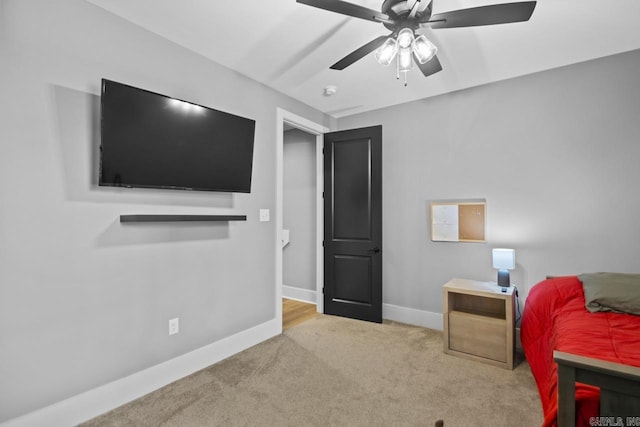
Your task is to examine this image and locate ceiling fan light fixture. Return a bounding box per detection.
[396,28,414,49]
[412,34,438,64]
[397,46,413,72]
[374,37,398,66]
[297,0,538,83]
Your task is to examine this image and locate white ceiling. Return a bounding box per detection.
[88,0,640,118]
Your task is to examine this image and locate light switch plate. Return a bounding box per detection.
[259,209,270,222]
[169,318,179,335]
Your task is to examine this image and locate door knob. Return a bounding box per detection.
[368,247,381,254]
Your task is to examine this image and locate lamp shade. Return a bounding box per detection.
[492,248,515,270]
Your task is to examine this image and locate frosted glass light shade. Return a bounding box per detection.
[492,248,515,270]
[398,47,413,71]
[374,38,398,66]
[412,35,438,64]
[397,28,414,49]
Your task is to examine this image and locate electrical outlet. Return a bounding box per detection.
[259,209,270,222]
[169,318,179,335]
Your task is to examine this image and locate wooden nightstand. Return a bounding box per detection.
[443,278,515,369]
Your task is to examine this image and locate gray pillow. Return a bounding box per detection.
[579,272,640,315]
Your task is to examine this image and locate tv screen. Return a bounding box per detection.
[99,79,255,193]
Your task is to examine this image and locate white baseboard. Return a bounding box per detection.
[1,318,281,427]
[282,285,317,305]
[383,303,443,331]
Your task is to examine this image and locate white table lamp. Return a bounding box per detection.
[492,248,515,287]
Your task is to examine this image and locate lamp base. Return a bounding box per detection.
[497,270,511,287]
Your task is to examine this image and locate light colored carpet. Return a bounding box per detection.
[82,315,543,426]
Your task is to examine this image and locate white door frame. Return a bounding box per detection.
[275,108,329,329]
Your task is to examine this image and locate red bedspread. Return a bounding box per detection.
[521,276,640,427]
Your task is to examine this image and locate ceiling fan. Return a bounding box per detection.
[297,0,536,84]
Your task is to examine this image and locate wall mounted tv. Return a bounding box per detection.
[99,79,255,193]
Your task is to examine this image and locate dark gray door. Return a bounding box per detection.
[324,125,382,323]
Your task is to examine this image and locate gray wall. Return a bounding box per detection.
[0,0,330,421]
[337,49,640,316]
[283,129,317,292]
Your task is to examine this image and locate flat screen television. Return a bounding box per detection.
[99,79,255,193]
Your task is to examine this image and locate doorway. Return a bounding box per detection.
[275,109,328,332]
[282,127,317,307]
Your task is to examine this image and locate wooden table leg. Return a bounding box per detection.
[557,363,576,427]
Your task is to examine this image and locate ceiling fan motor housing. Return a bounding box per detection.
[381,0,432,32]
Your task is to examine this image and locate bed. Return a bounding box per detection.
[521,275,640,426]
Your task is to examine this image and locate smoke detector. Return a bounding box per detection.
[323,86,337,96]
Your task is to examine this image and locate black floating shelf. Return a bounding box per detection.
[120,214,247,223]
